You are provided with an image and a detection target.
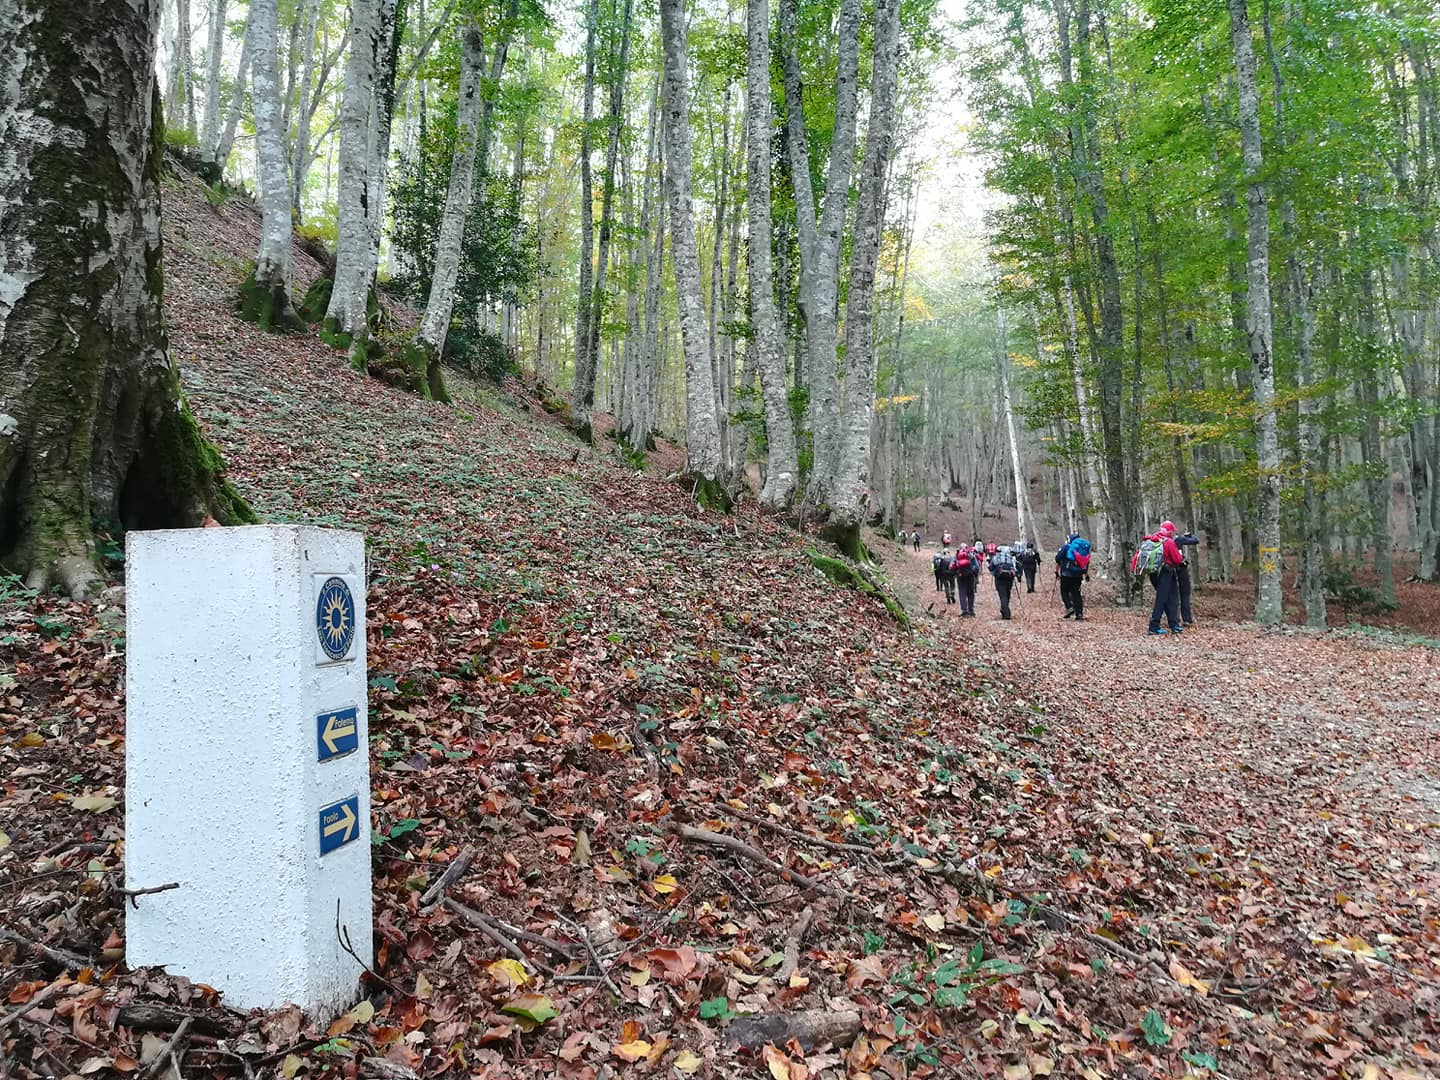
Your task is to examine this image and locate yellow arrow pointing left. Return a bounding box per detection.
[323,801,357,841]
[322,711,357,753]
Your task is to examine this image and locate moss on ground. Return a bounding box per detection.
[807,547,910,628]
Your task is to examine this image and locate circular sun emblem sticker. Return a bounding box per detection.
[315,577,356,661]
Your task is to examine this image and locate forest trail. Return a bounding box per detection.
[881,540,1440,1044]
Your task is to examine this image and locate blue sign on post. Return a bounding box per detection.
[316,706,359,762]
[315,577,356,661]
[318,795,361,855]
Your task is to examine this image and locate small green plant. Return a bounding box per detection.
[698,996,734,1021]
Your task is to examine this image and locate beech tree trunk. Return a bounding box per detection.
[746,0,797,509]
[829,0,902,548]
[289,0,320,217]
[201,0,229,164]
[244,0,301,330]
[416,18,485,403]
[779,0,861,505]
[171,0,196,134]
[1228,0,1283,624]
[571,0,599,439]
[659,0,727,504]
[0,0,252,598]
[213,11,252,170]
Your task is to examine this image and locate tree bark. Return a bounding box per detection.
[571,0,600,438]
[0,0,252,598]
[245,0,300,329]
[201,0,229,163]
[659,0,727,503]
[171,0,196,134]
[213,10,252,170]
[829,0,902,546]
[415,18,485,402]
[779,0,861,505]
[1228,0,1283,624]
[289,0,320,218]
[747,0,798,509]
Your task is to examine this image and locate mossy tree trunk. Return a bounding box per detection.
[0,0,253,599]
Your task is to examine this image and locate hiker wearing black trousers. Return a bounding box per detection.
[1056,535,1087,620]
[1144,524,1185,635]
[1174,529,1199,626]
[954,548,978,616]
[932,550,949,594]
[1018,542,1039,593]
[912,530,922,552]
[988,549,1017,620]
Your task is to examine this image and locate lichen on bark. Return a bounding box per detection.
[0,0,252,598]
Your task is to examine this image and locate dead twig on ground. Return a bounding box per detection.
[142,1015,193,1080]
[0,980,63,1032]
[0,927,91,973]
[418,845,475,911]
[443,898,557,977]
[668,822,853,902]
[553,912,623,999]
[118,881,181,908]
[778,905,815,982]
[713,803,880,857]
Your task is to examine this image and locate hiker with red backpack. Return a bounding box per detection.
[988,543,1019,620]
[1056,533,1091,620]
[1132,522,1185,635]
[953,544,979,616]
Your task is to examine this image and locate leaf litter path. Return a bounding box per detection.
[880,540,1440,1075]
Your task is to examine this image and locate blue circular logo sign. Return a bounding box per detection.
[316,577,356,660]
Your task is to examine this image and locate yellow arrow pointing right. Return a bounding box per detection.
[323,801,357,841]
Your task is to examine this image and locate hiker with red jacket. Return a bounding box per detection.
[1134,522,1185,636]
[1056,533,1091,620]
[953,544,979,617]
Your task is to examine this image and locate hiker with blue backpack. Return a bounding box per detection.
[1132,522,1186,635]
[988,542,1019,620]
[1056,533,1091,620]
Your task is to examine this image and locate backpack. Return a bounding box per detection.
[991,549,1017,577]
[1064,537,1092,572]
[953,550,972,574]
[932,553,948,574]
[1131,537,1164,575]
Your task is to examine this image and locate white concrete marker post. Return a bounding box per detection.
[125,526,372,1018]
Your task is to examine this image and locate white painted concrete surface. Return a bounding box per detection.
[125,526,372,1019]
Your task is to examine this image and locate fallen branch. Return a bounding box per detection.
[0,981,63,1032]
[443,898,556,977]
[669,823,852,902]
[553,913,622,999]
[142,1015,193,1080]
[726,1008,863,1051]
[715,804,879,857]
[119,881,181,908]
[778,906,814,983]
[419,845,476,910]
[117,1003,242,1037]
[0,927,92,973]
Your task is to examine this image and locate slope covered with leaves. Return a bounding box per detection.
[1,165,1437,1080]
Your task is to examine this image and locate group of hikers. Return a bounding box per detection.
[922,521,1199,634]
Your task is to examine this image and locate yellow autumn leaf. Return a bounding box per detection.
[673,1049,704,1073]
[922,913,945,932]
[628,966,651,987]
[71,795,117,813]
[16,732,45,748]
[487,958,530,989]
[611,1039,650,1062]
[414,972,433,999]
[1168,959,1210,995]
[281,1054,303,1078]
[350,1000,375,1024]
[653,874,679,894]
